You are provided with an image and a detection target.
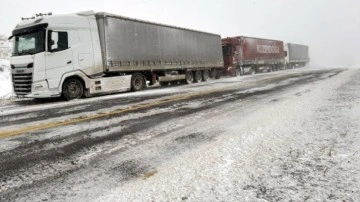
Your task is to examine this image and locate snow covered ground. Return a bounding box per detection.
[0,68,359,201]
[0,59,13,99]
[95,69,360,202]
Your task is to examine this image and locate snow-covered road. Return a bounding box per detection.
[0,68,359,201]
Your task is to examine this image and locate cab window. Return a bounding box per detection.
[48,31,68,52]
[222,45,232,56]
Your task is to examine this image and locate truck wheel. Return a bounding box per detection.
[170,81,179,85]
[214,70,221,79]
[194,70,202,83]
[185,71,194,84]
[131,73,146,91]
[202,70,210,81]
[159,81,169,86]
[251,68,256,75]
[83,89,91,98]
[210,69,217,79]
[62,78,84,100]
[235,67,241,77]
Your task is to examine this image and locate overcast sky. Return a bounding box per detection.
[0,0,359,66]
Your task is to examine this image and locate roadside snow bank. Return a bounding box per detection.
[0,59,13,99]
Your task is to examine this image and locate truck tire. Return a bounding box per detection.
[131,73,146,91]
[210,69,217,79]
[235,67,241,77]
[202,70,210,81]
[194,70,202,83]
[185,71,194,84]
[215,70,221,79]
[62,78,84,101]
[159,81,169,86]
[83,89,91,98]
[170,81,179,85]
[251,67,256,75]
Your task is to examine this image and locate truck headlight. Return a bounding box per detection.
[32,81,48,92]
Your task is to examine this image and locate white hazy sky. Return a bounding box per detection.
[0,0,359,66]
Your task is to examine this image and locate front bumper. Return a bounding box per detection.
[24,89,61,98]
[24,81,61,98]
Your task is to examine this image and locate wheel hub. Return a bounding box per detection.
[67,82,80,97]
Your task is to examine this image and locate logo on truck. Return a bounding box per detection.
[257,45,280,54]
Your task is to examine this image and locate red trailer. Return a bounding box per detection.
[222,36,285,76]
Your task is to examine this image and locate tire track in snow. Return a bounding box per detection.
[0,70,338,134]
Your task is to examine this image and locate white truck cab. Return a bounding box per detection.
[10,11,131,100]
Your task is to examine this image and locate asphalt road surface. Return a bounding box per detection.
[1,68,359,201]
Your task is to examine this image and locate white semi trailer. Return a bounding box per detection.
[9,11,224,100]
[284,43,310,68]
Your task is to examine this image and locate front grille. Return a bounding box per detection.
[12,72,33,95]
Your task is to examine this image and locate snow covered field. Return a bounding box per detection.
[0,59,12,99]
[0,68,359,201]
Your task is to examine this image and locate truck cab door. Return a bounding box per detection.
[45,30,73,89]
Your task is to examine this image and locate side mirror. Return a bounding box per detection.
[48,40,55,52]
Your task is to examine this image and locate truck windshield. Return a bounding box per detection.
[12,30,45,56]
[222,45,232,56]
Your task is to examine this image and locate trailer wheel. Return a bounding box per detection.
[202,70,210,81]
[235,67,241,77]
[215,70,221,79]
[170,81,180,85]
[210,69,217,79]
[251,68,256,75]
[131,73,146,91]
[62,78,84,101]
[159,81,169,86]
[185,71,194,84]
[193,70,202,83]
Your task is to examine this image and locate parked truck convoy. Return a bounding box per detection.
[8,11,309,100]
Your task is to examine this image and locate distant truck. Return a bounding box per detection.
[222,36,285,76]
[284,43,309,68]
[9,11,223,100]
